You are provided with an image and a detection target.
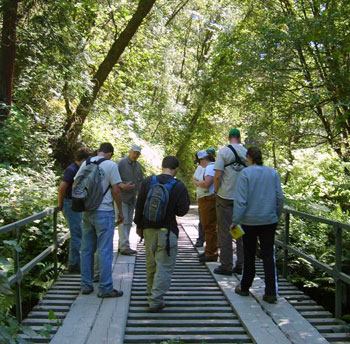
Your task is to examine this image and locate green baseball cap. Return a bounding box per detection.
[229,128,240,137]
[206,147,216,156]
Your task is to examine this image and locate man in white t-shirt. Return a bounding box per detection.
[193,150,218,262]
[75,142,124,298]
[213,129,247,276]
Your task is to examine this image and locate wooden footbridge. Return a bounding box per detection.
[4,207,350,343]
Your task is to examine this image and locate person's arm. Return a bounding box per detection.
[275,171,284,218]
[134,179,148,237]
[214,170,223,193]
[194,175,214,188]
[175,184,190,217]
[111,184,124,225]
[118,182,135,191]
[232,172,248,225]
[57,181,69,211]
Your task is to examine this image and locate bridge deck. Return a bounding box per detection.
[20,207,350,343]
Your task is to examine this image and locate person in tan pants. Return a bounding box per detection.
[193,150,218,262]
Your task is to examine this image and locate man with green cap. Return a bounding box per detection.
[213,128,247,276]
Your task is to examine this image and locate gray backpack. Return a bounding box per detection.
[71,158,110,212]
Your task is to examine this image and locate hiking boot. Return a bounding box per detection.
[97,289,123,298]
[263,294,277,303]
[199,256,217,263]
[232,266,243,274]
[81,287,94,295]
[195,240,204,247]
[148,302,165,313]
[235,285,249,296]
[213,266,232,276]
[120,248,136,255]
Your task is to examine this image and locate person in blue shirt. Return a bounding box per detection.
[57,147,91,273]
[232,146,284,303]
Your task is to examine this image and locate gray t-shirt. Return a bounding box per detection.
[117,157,143,204]
[75,156,122,211]
[214,144,247,200]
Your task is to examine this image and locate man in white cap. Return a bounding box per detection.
[117,144,144,255]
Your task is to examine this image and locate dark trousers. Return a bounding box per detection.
[240,223,278,296]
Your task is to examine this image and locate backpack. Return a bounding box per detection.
[143,175,178,223]
[71,158,110,212]
[224,145,247,170]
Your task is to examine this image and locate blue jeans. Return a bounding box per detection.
[117,200,136,251]
[81,210,115,294]
[63,198,82,268]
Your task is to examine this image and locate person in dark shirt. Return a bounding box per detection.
[57,147,91,273]
[134,156,190,312]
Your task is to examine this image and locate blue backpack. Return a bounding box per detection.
[143,175,178,223]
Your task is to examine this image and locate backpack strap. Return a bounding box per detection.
[224,145,247,168]
[88,157,110,196]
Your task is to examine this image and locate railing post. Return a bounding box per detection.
[53,208,58,280]
[14,225,22,323]
[334,224,343,319]
[283,212,290,278]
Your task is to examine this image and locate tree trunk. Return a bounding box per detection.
[0,0,19,123]
[55,0,156,166]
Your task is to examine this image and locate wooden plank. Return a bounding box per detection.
[86,260,135,344]
[49,291,102,344]
[250,276,329,344]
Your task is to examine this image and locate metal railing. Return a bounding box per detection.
[0,207,70,322]
[277,207,350,319]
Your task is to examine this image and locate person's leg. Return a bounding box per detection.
[240,225,258,292]
[149,229,178,308]
[118,202,133,252]
[80,212,96,292]
[233,201,244,270]
[258,223,278,296]
[95,210,115,295]
[144,229,158,296]
[198,195,217,259]
[216,196,234,271]
[195,211,205,246]
[63,198,82,270]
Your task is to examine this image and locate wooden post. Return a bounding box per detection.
[14,225,22,322]
[53,208,58,280]
[334,225,342,319]
[283,212,290,278]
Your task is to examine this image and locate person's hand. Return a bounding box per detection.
[230,223,236,230]
[116,213,124,226]
[136,228,143,237]
[124,182,135,191]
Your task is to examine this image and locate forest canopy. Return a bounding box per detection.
[1,0,350,334]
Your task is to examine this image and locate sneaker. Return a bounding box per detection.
[235,285,249,296]
[81,287,94,295]
[97,289,124,298]
[198,252,205,258]
[199,256,217,263]
[213,266,232,276]
[232,266,243,274]
[195,240,204,247]
[148,302,165,313]
[263,294,277,303]
[120,248,136,255]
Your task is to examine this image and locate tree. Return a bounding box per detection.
[55,0,156,165]
[0,0,19,123]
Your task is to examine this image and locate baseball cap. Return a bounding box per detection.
[131,144,142,153]
[229,128,240,137]
[197,150,209,160]
[206,147,215,156]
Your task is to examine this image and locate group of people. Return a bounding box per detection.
[193,128,284,303]
[57,126,284,311]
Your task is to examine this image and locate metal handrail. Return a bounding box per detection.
[0,207,68,322]
[278,207,350,318]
